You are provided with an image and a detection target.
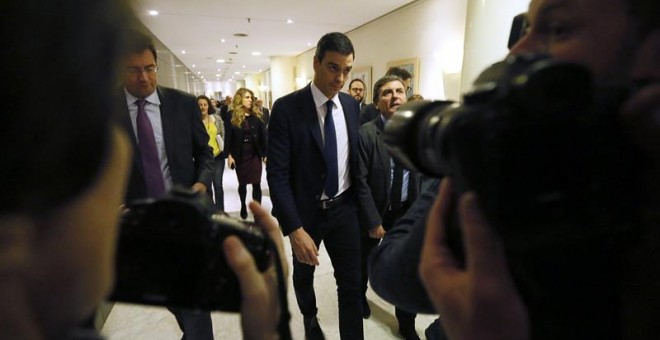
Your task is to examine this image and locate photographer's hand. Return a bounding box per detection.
[289,227,320,266]
[419,178,529,340]
[223,202,287,340]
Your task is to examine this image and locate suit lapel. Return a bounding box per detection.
[157,87,176,164]
[302,86,324,152]
[340,94,359,149]
[375,118,393,193]
[119,89,144,176]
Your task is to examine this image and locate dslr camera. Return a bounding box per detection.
[385,53,642,256]
[110,186,272,312]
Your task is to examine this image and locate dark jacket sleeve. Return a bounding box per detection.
[369,177,441,314]
[257,116,268,157]
[357,125,383,230]
[266,96,303,234]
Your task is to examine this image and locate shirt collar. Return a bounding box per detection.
[310,82,339,110]
[124,88,161,107]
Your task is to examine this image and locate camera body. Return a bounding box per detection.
[110,187,271,312]
[385,54,641,256]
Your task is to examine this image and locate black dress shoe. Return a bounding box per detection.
[362,296,371,319]
[240,205,248,220]
[303,316,325,340]
[424,318,449,340]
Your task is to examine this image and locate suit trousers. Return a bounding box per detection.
[360,202,416,326]
[292,197,363,340]
[168,307,214,340]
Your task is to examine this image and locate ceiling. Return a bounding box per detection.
[133,0,416,84]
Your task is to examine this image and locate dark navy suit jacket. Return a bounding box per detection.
[119,86,214,202]
[267,84,361,236]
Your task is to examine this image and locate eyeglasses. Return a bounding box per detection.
[126,66,158,75]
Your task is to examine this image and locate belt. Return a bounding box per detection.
[318,191,349,210]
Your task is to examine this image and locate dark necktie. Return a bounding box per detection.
[324,100,338,198]
[135,99,166,197]
[390,160,403,210]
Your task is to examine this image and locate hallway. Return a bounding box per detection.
[102,164,439,339]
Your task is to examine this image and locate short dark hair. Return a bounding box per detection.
[196,95,216,114]
[372,75,405,103]
[386,67,412,80]
[314,32,355,63]
[0,0,134,215]
[126,28,158,62]
[349,78,366,90]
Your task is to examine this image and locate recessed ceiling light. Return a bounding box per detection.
[216,59,225,63]
[215,74,221,77]
[217,68,221,71]
[251,51,261,56]
[307,42,313,46]
[286,19,294,24]
[181,50,186,54]
[234,71,240,75]
[192,64,196,68]
[221,38,226,43]
[148,10,159,16]
[197,71,201,74]
[242,65,246,68]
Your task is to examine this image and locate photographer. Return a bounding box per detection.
[420,0,660,339]
[0,1,286,339]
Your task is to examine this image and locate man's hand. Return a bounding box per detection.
[227,155,236,169]
[191,182,207,193]
[368,225,385,239]
[223,201,287,340]
[419,178,529,340]
[289,227,319,266]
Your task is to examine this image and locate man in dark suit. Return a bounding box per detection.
[359,67,412,125]
[255,98,270,125]
[356,75,423,340]
[119,30,215,340]
[267,32,363,340]
[348,78,366,110]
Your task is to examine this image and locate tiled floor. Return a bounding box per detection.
[102,165,439,339]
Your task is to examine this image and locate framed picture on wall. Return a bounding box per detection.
[349,66,372,103]
[387,58,420,96]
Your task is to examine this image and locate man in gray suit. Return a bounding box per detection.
[119,29,215,340]
[357,75,423,340]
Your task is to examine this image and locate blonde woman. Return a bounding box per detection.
[226,88,267,219]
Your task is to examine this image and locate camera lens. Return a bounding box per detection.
[383,100,457,177]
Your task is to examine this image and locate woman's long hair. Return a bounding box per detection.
[230,87,262,127]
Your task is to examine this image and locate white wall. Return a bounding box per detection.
[290,0,468,102]
[271,56,296,102]
[461,0,529,92]
[271,0,532,103]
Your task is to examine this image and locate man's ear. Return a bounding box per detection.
[0,216,35,274]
